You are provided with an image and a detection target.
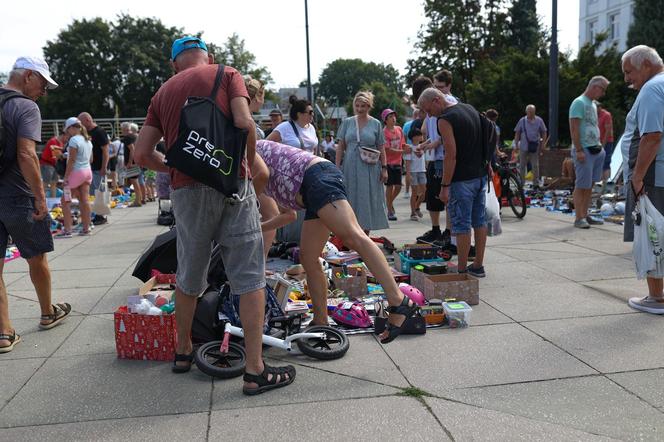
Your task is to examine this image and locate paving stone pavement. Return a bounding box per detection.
[1,197,663,441]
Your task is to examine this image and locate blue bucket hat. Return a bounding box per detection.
[171,36,208,61]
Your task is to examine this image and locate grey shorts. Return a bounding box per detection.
[171,182,265,296]
[573,148,605,189]
[40,164,58,184]
[410,171,427,186]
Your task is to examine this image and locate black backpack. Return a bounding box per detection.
[165,64,248,197]
[477,110,497,173]
[0,89,24,175]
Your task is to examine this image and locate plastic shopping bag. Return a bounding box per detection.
[485,182,502,236]
[93,183,111,216]
[633,195,664,279]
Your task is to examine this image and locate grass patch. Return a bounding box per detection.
[398,387,433,398]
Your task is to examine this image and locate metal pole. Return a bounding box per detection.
[304,0,313,103]
[548,0,559,147]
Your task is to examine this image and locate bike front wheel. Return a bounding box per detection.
[194,341,246,379]
[296,326,350,360]
[507,173,527,218]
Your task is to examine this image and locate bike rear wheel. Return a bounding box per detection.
[507,173,527,218]
[296,326,350,360]
[194,341,246,379]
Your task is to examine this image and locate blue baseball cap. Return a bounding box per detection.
[171,36,208,60]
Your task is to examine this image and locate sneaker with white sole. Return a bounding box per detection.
[574,218,590,229]
[628,296,664,314]
[586,215,604,225]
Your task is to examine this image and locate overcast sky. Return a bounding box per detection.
[1,0,578,88]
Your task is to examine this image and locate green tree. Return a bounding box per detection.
[212,33,272,86]
[405,0,491,99]
[0,72,8,86]
[110,15,182,117]
[42,18,117,118]
[507,0,544,54]
[627,0,664,58]
[318,58,403,104]
[343,81,407,125]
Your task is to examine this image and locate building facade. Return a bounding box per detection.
[579,0,634,53]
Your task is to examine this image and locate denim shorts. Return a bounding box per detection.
[448,176,488,235]
[0,196,54,259]
[573,148,605,189]
[171,181,265,296]
[300,161,348,220]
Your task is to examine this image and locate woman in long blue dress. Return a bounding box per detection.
[336,91,389,233]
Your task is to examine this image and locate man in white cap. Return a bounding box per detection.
[0,57,71,353]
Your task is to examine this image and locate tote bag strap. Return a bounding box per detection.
[289,120,305,149]
[209,64,226,99]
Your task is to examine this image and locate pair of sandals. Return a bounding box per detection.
[0,303,72,353]
[172,353,296,396]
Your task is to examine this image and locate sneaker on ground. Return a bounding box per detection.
[415,209,423,218]
[410,214,419,221]
[403,192,410,199]
[466,264,486,278]
[54,231,72,239]
[417,229,443,243]
[574,218,590,229]
[628,295,664,314]
[586,215,604,225]
[388,213,398,221]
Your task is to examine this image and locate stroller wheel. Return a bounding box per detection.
[194,341,246,379]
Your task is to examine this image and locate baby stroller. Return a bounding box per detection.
[156,171,174,226]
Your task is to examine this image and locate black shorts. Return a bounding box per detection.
[300,161,348,220]
[0,196,54,259]
[385,165,402,186]
[108,157,118,172]
[425,161,444,212]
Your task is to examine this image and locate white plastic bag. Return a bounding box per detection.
[485,182,502,236]
[93,183,111,216]
[633,195,664,279]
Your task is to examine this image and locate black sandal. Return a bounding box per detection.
[243,362,296,396]
[39,303,72,330]
[0,330,21,353]
[172,352,194,373]
[379,296,420,344]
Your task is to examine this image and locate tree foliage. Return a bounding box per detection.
[627,0,664,58]
[317,58,403,105]
[40,16,271,119]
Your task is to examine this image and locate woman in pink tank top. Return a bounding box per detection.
[254,140,420,344]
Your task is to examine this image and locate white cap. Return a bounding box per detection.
[64,117,81,131]
[13,56,58,89]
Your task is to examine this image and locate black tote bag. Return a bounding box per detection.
[165,64,248,197]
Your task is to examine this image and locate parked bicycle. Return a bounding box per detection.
[494,153,527,218]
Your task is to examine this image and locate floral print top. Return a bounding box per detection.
[256,140,315,210]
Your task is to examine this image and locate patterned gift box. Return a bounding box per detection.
[409,269,479,305]
[114,306,177,361]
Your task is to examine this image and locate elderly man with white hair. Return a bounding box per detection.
[569,75,610,229]
[514,104,547,186]
[620,45,664,314]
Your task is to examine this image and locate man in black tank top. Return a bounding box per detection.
[418,87,488,278]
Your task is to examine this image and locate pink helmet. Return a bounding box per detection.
[398,283,426,306]
[332,302,372,328]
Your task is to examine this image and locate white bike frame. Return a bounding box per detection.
[224,323,327,352]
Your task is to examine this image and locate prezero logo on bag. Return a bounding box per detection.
[165,65,247,197]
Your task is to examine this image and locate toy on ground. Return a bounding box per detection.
[398,283,426,306]
[331,301,372,328]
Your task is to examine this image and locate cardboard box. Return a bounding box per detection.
[409,269,479,305]
[331,266,368,299]
[402,244,438,260]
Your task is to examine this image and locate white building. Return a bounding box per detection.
[579,0,634,53]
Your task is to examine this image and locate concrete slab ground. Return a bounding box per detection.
[1,199,663,441]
